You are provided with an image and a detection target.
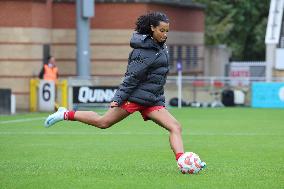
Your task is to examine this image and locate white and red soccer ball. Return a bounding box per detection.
[177,152,206,174]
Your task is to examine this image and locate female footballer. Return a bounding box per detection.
[45,12,185,162]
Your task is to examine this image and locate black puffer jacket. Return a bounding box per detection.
[112,33,169,106]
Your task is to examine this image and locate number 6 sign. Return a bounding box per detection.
[38,80,55,111]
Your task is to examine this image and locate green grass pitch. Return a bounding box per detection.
[0,108,283,189]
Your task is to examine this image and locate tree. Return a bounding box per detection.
[193,0,270,61]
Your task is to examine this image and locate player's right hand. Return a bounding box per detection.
[110,101,119,108]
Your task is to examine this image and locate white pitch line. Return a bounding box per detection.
[0,111,107,125]
[0,117,46,124]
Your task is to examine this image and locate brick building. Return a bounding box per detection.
[0,0,205,110]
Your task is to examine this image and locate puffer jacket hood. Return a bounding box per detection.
[130,32,165,50]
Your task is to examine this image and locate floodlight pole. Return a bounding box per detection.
[76,0,94,79]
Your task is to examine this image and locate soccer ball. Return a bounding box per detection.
[177,152,206,174]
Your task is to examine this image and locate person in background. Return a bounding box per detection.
[39,55,59,110]
[39,55,58,82]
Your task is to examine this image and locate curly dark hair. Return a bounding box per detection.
[135,12,169,35]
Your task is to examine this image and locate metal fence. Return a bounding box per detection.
[165,76,284,107]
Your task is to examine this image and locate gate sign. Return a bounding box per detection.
[73,86,117,104]
[38,80,55,111]
[229,66,250,86]
[252,82,284,108]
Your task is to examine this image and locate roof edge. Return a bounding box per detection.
[53,0,205,9]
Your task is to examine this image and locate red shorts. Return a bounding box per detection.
[120,101,165,121]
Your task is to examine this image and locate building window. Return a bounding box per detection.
[168,45,202,74]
